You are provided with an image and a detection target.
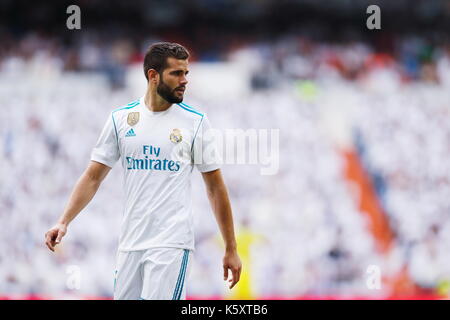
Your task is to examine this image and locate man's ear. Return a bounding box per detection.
[148,69,159,84]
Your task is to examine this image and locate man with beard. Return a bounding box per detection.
[45,42,242,300]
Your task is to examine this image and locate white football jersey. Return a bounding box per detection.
[91,96,221,252]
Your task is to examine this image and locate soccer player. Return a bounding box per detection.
[45,42,242,300]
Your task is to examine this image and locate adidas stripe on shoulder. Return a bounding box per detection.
[113,100,139,114]
[177,102,204,117]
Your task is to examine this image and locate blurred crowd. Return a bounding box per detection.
[0,29,449,298]
[0,29,447,88]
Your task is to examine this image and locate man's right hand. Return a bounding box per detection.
[44,161,111,252]
[45,223,67,252]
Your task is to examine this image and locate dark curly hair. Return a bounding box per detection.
[143,42,190,81]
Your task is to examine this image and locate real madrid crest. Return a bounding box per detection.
[127,112,140,126]
[170,128,182,143]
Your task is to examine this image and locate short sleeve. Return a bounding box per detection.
[193,114,222,173]
[90,112,120,168]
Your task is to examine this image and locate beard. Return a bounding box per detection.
[157,78,184,104]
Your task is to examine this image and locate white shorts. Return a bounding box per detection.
[113,247,192,300]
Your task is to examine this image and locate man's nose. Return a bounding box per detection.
[180,76,188,85]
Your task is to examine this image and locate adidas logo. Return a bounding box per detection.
[125,128,136,137]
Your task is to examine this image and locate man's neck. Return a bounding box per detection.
[144,89,171,112]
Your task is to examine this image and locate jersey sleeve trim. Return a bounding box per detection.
[90,157,115,169]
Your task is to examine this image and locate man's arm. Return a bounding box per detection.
[45,160,111,252]
[201,169,242,289]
